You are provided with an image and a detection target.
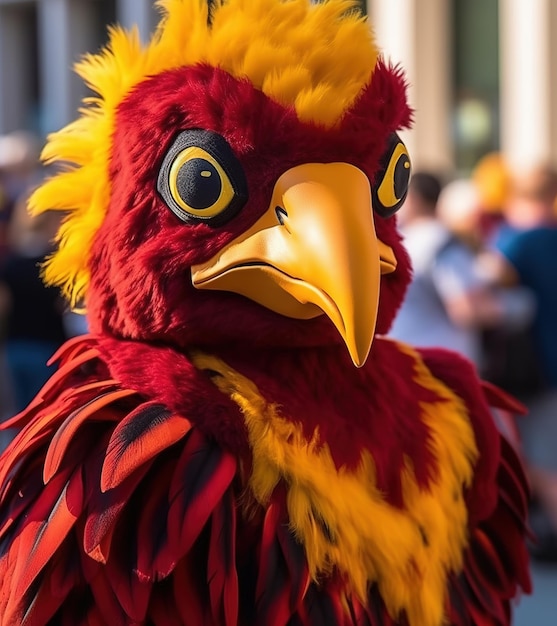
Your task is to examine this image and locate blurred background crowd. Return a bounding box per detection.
[0,0,556,620]
[0,132,88,434]
[389,158,557,567]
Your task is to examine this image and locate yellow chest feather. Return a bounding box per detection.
[192,345,478,626]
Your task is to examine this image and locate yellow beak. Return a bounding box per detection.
[191,163,396,367]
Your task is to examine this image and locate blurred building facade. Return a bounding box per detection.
[0,0,556,174]
[369,0,557,174]
[0,0,158,138]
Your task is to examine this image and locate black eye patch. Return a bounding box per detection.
[372,133,411,218]
[157,129,248,226]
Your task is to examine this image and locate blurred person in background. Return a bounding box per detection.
[493,163,557,250]
[471,151,512,244]
[435,177,486,252]
[0,131,42,262]
[0,284,14,418]
[437,163,542,402]
[0,131,43,432]
[0,190,67,416]
[389,172,534,371]
[0,177,10,262]
[0,160,13,427]
[480,163,557,560]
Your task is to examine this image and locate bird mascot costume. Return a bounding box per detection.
[0,1,531,624]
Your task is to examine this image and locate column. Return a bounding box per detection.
[117,0,158,42]
[499,0,556,170]
[0,6,33,133]
[549,1,557,164]
[368,0,453,172]
[37,0,97,135]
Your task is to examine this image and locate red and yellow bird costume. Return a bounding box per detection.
[0,1,531,624]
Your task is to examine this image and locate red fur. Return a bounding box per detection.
[93,334,249,455]
[55,337,504,515]
[86,63,412,353]
[93,335,437,507]
[212,337,438,506]
[342,60,414,138]
[417,348,501,523]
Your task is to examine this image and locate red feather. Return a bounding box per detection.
[0,456,45,538]
[255,490,293,626]
[103,511,153,622]
[298,584,347,626]
[363,585,397,626]
[135,458,176,582]
[0,326,531,625]
[44,388,135,484]
[83,454,153,564]
[208,488,239,626]
[480,380,527,416]
[4,538,81,626]
[276,513,310,611]
[80,554,130,626]
[161,428,237,575]
[148,580,188,626]
[171,556,212,626]
[446,433,531,624]
[10,468,83,600]
[101,402,192,491]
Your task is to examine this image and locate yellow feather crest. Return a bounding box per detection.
[29,0,378,306]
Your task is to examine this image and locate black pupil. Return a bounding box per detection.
[176,158,222,210]
[394,153,410,200]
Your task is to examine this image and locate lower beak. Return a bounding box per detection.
[191,163,396,367]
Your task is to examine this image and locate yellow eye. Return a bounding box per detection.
[158,129,248,226]
[169,146,234,218]
[373,134,411,218]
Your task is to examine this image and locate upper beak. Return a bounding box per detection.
[191,163,397,367]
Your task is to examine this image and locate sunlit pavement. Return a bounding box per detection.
[514,562,557,625]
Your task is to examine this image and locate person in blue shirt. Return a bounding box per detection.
[488,163,557,560]
[390,172,532,369]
